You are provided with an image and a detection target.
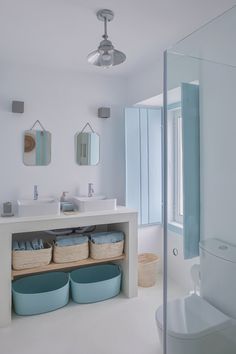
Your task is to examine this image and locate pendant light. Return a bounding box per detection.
[87,9,126,68]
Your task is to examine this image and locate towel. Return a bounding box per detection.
[38,239,44,249]
[12,240,19,251]
[26,241,33,251]
[61,202,74,212]
[13,239,44,251]
[90,232,124,245]
[18,240,26,250]
[31,239,43,250]
[55,235,89,247]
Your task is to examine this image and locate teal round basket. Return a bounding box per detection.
[12,272,69,315]
[70,264,121,304]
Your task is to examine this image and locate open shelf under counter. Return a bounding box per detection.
[0,206,138,327]
[12,254,125,279]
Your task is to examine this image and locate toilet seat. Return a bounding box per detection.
[156,294,232,339]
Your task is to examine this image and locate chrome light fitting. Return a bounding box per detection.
[87,9,126,68]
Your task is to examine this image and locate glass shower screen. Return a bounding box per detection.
[162,5,236,354]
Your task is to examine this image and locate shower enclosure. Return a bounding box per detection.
[162,5,236,354]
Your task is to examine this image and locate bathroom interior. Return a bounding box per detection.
[1,1,236,354]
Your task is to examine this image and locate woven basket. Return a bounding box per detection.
[53,242,89,264]
[12,243,52,270]
[90,240,124,260]
[138,253,159,287]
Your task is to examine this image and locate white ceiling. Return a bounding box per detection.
[0,0,235,77]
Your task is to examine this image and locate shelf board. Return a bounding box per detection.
[12,254,125,279]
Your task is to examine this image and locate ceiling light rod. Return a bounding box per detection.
[97,9,114,40]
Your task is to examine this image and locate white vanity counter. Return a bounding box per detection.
[0,207,138,327]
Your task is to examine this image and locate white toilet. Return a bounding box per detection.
[156,238,236,354]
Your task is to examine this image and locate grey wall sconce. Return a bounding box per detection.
[98,107,110,118]
[12,101,24,113]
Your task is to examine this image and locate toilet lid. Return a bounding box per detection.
[156,294,232,339]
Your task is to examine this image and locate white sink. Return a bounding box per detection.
[73,195,117,212]
[17,198,60,217]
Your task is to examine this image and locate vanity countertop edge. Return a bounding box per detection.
[0,206,138,226]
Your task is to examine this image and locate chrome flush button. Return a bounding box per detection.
[173,248,178,256]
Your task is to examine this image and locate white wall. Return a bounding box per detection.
[200,61,236,244]
[125,62,164,272]
[165,54,236,294]
[0,61,163,268]
[0,64,127,205]
[126,14,236,290]
[138,225,163,272]
[126,57,200,289]
[126,60,163,106]
[167,230,199,292]
[127,55,201,290]
[0,60,164,273]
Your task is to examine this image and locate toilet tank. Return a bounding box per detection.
[200,238,236,318]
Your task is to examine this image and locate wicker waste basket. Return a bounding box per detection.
[138,253,159,287]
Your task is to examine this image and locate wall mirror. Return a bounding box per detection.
[76,123,100,166]
[23,121,51,166]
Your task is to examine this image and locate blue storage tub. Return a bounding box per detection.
[70,264,121,303]
[12,272,69,315]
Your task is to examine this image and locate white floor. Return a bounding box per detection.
[0,280,184,354]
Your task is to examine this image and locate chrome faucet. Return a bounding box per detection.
[34,185,39,200]
[88,183,94,197]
